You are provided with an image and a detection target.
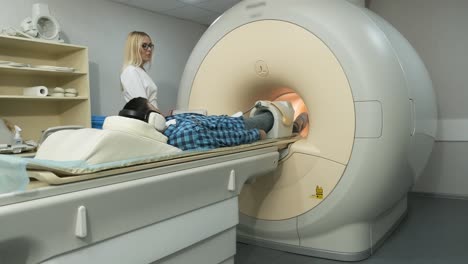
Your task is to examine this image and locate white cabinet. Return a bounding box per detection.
[0,35,91,141]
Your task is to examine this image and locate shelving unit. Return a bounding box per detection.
[0,35,91,141]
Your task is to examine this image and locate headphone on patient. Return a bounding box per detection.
[119,109,167,132]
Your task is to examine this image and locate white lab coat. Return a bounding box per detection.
[121,65,158,108]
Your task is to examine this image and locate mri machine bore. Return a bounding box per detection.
[178,0,437,261]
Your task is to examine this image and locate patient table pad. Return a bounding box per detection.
[27,137,298,186]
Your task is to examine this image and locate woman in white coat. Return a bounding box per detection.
[121,31,159,110]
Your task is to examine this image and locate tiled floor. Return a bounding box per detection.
[235,193,468,264]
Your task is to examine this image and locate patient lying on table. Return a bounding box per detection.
[34,98,305,167]
[120,97,280,151]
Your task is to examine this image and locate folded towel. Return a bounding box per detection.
[0,154,29,194]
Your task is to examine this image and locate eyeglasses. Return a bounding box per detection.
[141,43,154,50]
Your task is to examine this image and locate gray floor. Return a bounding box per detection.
[235,193,468,264]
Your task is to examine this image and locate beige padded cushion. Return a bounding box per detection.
[103,116,168,143]
[35,116,181,165]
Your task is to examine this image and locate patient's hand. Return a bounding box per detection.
[259,130,267,140]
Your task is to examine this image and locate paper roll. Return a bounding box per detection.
[23,86,49,97]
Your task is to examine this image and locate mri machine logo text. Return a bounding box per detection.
[255,60,269,77]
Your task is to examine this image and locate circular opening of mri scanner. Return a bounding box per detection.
[185,19,356,221]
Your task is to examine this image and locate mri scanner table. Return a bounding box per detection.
[0,139,296,264]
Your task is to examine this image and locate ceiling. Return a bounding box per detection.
[111,0,243,26]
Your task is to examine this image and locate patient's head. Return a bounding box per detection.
[121,97,163,116]
[119,97,167,132]
[121,97,150,117]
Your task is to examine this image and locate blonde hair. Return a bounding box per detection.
[122,31,153,70]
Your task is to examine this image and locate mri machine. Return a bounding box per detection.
[0,0,436,263]
[178,0,437,261]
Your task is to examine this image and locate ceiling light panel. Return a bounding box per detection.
[127,0,186,12]
[193,0,241,13]
[177,0,212,4]
[190,13,221,25]
[165,5,218,20]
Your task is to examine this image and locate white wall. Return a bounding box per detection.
[369,0,468,197]
[0,0,207,115]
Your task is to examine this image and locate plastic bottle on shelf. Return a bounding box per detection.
[14,125,23,145]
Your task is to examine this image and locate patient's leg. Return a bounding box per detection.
[244,111,274,133]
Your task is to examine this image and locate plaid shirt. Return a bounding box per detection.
[164,113,260,151]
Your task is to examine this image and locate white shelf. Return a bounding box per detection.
[0,35,85,55]
[0,95,88,100]
[0,35,91,141]
[0,65,86,77]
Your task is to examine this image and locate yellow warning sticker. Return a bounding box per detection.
[310,185,324,199]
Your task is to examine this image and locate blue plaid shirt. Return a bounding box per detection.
[163,113,260,151]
